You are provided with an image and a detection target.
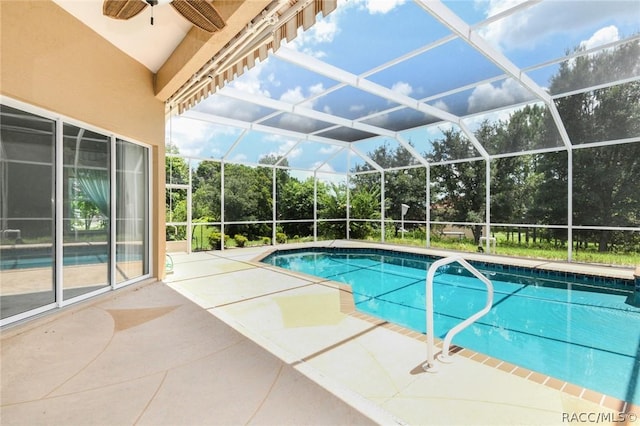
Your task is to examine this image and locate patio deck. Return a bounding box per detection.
[2,241,637,425]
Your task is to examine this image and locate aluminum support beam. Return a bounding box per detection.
[274,47,489,160]
[183,110,350,148]
[222,87,397,138]
[415,0,573,150]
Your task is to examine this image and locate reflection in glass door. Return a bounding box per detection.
[62,124,110,299]
[0,105,56,320]
[115,139,149,283]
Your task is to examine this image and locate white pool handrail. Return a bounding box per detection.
[423,256,494,371]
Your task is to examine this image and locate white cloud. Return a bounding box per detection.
[315,162,337,173]
[478,1,636,52]
[261,139,302,161]
[568,26,621,69]
[463,103,540,132]
[363,113,390,128]
[391,81,413,97]
[278,114,322,133]
[580,25,620,50]
[167,116,235,158]
[463,109,512,132]
[196,95,262,123]
[308,83,326,97]
[426,123,455,140]
[319,145,342,155]
[230,153,248,163]
[467,79,533,114]
[280,83,324,107]
[228,65,271,97]
[197,66,272,122]
[280,86,305,103]
[359,0,406,14]
[287,1,342,58]
[308,19,339,43]
[277,84,330,131]
[350,104,365,113]
[432,100,449,113]
[482,0,526,17]
[286,0,405,59]
[267,72,280,88]
[300,83,326,109]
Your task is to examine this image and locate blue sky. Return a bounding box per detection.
[169,0,640,173]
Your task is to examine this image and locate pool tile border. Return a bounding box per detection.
[335,280,639,416]
[259,246,636,292]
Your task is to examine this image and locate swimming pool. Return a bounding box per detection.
[0,245,143,270]
[262,247,640,404]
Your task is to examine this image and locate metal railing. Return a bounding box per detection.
[423,256,494,372]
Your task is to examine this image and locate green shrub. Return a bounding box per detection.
[234,234,248,248]
[261,236,271,245]
[208,232,224,250]
[276,232,287,244]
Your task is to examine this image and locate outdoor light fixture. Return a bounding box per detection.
[401,203,410,239]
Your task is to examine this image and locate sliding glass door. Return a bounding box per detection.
[0,101,151,325]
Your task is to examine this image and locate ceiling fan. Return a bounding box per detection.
[103,0,226,33]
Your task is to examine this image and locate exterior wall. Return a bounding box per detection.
[0,0,166,279]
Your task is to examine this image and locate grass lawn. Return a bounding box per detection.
[385,234,639,267]
[186,224,639,267]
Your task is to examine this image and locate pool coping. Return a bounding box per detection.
[250,241,639,414]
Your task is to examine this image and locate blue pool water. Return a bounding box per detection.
[262,248,640,404]
[0,252,140,270]
[0,254,107,270]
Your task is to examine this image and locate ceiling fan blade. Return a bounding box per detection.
[103,0,148,20]
[170,0,226,33]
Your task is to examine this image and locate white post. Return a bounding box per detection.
[272,167,276,245]
[187,159,192,254]
[313,172,318,242]
[567,149,573,262]
[426,165,430,248]
[485,158,491,253]
[401,203,410,239]
[381,171,385,242]
[220,161,225,251]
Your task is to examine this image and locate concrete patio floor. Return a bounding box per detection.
[2,240,638,425]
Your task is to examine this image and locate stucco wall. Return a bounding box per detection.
[0,0,166,279]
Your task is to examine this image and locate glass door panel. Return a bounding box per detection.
[62,124,110,299]
[0,105,56,319]
[115,139,149,284]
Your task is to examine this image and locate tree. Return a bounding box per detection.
[428,129,486,244]
[349,185,381,239]
[165,143,189,185]
[318,182,347,239]
[550,40,640,251]
[278,177,317,238]
[487,106,554,243]
[165,144,190,240]
[352,141,427,232]
[192,160,221,220]
[75,199,101,230]
[222,163,272,239]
